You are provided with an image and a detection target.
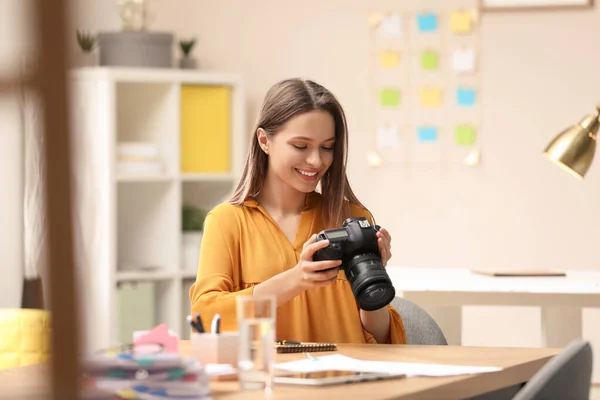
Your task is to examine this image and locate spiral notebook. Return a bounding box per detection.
[275,340,337,354]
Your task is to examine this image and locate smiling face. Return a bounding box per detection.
[257,109,336,194]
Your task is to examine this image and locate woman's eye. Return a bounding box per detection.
[321,146,334,151]
[293,145,307,150]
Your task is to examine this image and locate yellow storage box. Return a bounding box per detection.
[0,309,51,370]
[180,85,232,173]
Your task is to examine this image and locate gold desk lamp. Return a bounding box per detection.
[543,104,600,179]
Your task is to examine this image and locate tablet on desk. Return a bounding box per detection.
[273,370,406,386]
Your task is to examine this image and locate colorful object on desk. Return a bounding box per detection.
[134,324,179,354]
[450,10,473,34]
[417,13,437,32]
[457,88,476,106]
[84,347,210,400]
[421,50,438,70]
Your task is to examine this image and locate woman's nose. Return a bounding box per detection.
[306,150,323,167]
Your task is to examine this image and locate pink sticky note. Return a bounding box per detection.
[134,324,179,353]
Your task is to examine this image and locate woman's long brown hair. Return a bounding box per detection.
[228,78,369,228]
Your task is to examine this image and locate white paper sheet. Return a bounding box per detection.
[275,354,502,377]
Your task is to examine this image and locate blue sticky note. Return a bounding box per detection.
[417,13,437,32]
[417,126,438,142]
[457,88,476,106]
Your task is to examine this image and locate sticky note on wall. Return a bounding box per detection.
[455,124,476,145]
[379,51,400,68]
[378,14,402,38]
[450,10,473,34]
[457,88,476,106]
[380,88,400,107]
[421,50,439,70]
[452,49,476,73]
[419,87,442,107]
[417,13,437,32]
[377,126,401,150]
[417,126,438,142]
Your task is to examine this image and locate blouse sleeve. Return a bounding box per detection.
[362,306,407,344]
[189,208,253,333]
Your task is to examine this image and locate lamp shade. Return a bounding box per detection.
[543,105,600,179]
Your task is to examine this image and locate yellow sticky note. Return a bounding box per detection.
[419,87,442,107]
[450,11,473,34]
[379,51,399,68]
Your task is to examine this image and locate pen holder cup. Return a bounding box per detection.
[191,332,239,366]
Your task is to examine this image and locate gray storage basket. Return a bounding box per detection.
[98,31,174,68]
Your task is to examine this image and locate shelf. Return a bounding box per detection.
[180,172,234,182]
[117,174,176,183]
[180,270,198,279]
[116,270,178,282]
[70,67,242,86]
[69,67,245,352]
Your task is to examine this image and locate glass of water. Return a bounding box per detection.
[236,295,276,390]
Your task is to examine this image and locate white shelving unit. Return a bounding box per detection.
[69,67,246,353]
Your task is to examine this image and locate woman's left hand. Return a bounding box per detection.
[377,228,392,267]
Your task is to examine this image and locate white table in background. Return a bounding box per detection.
[386,266,600,382]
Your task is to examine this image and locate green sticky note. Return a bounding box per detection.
[455,125,476,145]
[421,50,438,70]
[380,88,400,107]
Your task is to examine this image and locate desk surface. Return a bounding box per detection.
[1,343,559,400]
[387,266,600,295]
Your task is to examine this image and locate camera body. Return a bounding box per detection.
[313,217,395,311]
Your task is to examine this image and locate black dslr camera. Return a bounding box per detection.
[313,217,395,311]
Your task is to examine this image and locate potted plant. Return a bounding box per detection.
[181,204,206,271]
[179,38,197,69]
[76,29,97,67]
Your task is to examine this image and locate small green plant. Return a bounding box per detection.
[76,30,96,52]
[182,204,206,232]
[179,38,196,57]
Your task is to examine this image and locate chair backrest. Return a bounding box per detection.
[512,339,593,400]
[390,297,447,345]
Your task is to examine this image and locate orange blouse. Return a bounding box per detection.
[189,191,406,344]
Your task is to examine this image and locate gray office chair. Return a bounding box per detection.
[511,339,593,400]
[390,296,448,345]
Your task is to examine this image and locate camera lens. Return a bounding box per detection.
[345,254,396,311]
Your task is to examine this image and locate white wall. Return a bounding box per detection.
[0,0,35,308]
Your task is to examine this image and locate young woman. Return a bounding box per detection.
[189,78,406,344]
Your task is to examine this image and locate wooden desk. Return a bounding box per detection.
[0,343,559,400]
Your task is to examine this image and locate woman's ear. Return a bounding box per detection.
[256,128,269,154]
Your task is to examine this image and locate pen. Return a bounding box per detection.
[194,312,205,333]
[211,313,221,334]
[186,315,203,334]
[276,340,301,345]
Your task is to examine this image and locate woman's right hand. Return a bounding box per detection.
[292,234,342,292]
